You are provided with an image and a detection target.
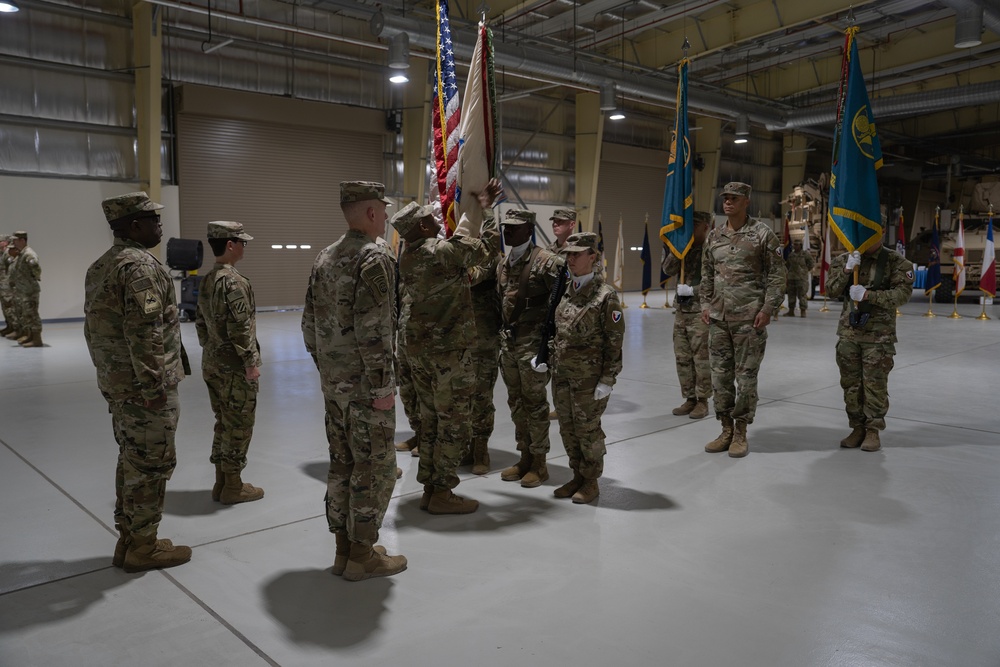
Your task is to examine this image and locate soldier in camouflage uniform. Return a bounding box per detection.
[498,209,566,487]
[545,208,576,421]
[547,233,624,504]
[301,181,406,581]
[7,232,43,347]
[394,339,421,456]
[0,235,16,336]
[662,211,713,420]
[195,221,265,506]
[826,236,914,452]
[85,192,191,573]
[700,182,786,458]
[785,239,815,317]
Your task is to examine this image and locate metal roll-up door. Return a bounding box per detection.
[177,114,383,307]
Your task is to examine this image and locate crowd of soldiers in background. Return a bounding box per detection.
[0,231,43,347]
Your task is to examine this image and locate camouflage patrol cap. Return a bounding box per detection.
[563,232,600,253]
[13,231,27,240]
[720,182,752,198]
[390,201,435,236]
[503,209,536,226]
[550,208,577,222]
[693,211,713,225]
[207,221,253,241]
[101,192,164,226]
[340,181,393,205]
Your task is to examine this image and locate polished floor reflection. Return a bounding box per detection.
[1,296,998,666]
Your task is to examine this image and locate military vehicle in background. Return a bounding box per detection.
[908,212,998,302]
[781,174,848,297]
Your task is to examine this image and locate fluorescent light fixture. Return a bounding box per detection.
[202,38,234,54]
[271,244,282,249]
[389,73,409,84]
[954,7,983,48]
[0,1,20,12]
[285,244,298,249]
[300,244,312,250]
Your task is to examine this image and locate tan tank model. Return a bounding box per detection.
[781,175,847,297]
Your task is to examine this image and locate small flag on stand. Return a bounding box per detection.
[820,223,832,296]
[895,209,906,257]
[925,209,942,296]
[981,208,996,299]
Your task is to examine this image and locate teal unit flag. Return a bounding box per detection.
[659,58,694,260]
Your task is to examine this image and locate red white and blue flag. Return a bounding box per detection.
[455,21,498,233]
[432,0,461,236]
[954,209,966,297]
[895,209,906,257]
[981,210,996,298]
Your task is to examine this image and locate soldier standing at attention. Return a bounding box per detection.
[700,182,786,458]
[826,234,913,452]
[785,239,815,317]
[393,181,500,514]
[195,221,265,505]
[301,181,406,582]
[498,209,565,487]
[8,231,43,347]
[662,211,713,420]
[547,233,624,504]
[0,235,16,337]
[545,208,576,421]
[85,192,191,572]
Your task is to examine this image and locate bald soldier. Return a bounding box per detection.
[302,180,406,581]
[700,182,786,457]
[85,192,191,572]
[195,221,264,506]
[662,211,713,420]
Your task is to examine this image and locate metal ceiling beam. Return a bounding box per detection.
[517,0,627,38]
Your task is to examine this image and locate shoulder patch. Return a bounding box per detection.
[611,310,622,323]
[129,276,154,293]
[776,246,783,257]
[360,255,391,305]
[905,270,914,282]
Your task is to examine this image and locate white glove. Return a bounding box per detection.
[594,383,613,400]
[845,251,862,271]
[849,284,867,302]
[676,284,694,297]
[530,356,548,373]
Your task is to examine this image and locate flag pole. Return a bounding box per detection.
[820,296,830,312]
[923,291,936,317]
[948,296,962,319]
[977,204,994,320]
[640,213,650,308]
[976,299,991,320]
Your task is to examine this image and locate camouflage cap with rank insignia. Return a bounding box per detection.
[720,182,752,198]
[503,209,536,226]
[101,192,164,227]
[550,208,577,222]
[207,220,253,241]
[562,231,599,253]
[340,180,393,205]
[390,201,435,237]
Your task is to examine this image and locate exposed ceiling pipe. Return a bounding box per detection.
[938,0,1000,37]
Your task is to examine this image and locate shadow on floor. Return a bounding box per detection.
[591,476,681,511]
[163,489,226,516]
[748,426,860,454]
[394,489,554,533]
[603,398,641,415]
[262,569,391,648]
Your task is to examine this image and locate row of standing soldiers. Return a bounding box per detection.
[0,231,43,347]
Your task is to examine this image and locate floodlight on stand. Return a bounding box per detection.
[599,83,617,111]
[0,1,19,12]
[734,113,750,144]
[954,6,983,48]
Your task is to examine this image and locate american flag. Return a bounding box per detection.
[432,0,461,236]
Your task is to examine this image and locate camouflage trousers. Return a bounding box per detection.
[0,287,15,328]
[396,342,422,444]
[787,279,810,312]
[835,339,895,430]
[324,397,396,547]
[13,290,41,332]
[204,367,258,473]
[552,372,608,480]
[499,340,551,455]
[673,311,712,400]
[709,319,768,424]
[469,342,500,451]
[411,348,475,491]
[110,387,179,540]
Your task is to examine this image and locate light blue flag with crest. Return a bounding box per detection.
[828,28,883,254]
[659,58,694,260]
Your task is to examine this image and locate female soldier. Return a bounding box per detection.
[539,232,625,504]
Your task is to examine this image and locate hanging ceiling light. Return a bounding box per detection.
[599,83,617,111]
[388,32,410,83]
[734,113,750,144]
[0,1,20,11]
[954,6,983,48]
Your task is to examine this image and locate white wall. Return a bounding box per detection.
[0,176,180,320]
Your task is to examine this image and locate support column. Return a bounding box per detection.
[133,2,162,205]
[402,59,431,203]
[780,133,809,217]
[692,116,722,214]
[574,92,605,233]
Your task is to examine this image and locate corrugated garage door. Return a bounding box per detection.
[177,114,383,307]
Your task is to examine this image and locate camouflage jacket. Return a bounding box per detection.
[827,246,914,344]
[497,244,565,350]
[302,229,396,401]
[786,249,815,283]
[399,225,497,355]
[662,243,705,313]
[469,217,503,349]
[0,251,11,296]
[701,217,786,321]
[195,263,261,372]
[551,275,625,387]
[547,239,568,255]
[9,247,41,295]
[83,237,185,402]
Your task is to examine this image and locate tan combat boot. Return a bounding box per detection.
[800,309,807,318]
[553,471,584,499]
[21,331,43,347]
[332,531,386,576]
[571,479,600,504]
[471,441,490,475]
[112,527,129,569]
[861,429,881,452]
[220,472,264,505]
[0,326,10,336]
[411,446,420,457]
[520,453,549,488]
[501,449,532,482]
[548,410,558,420]
[419,484,434,511]
[395,435,418,452]
[840,427,865,449]
[16,331,31,344]
[211,464,224,502]
[123,535,192,573]
[689,399,709,419]
[672,398,697,415]
[729,421,749,458]
[705,416,734,453]
[342,542,407,582]
[4,330,22,340]
[427,489,479,515]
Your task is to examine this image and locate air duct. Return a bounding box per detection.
[954,6,984,47]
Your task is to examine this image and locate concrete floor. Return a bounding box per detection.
[1,294,999,667]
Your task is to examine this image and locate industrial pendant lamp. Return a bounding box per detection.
[388,33,410,84]
[734,114,750,144]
